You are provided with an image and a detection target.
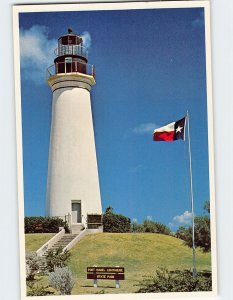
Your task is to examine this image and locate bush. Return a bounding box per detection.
[49,267,75,295]
[27,281,54,296]
[137,268,212,293]
[45,246,71,272]
[26,252,41,281]
[24,216,70,233]
[143,220,171,235]
[103,211,131,233]
[131,220,171,235]
[131,221,145,232]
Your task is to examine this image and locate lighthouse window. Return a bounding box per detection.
[68,35,76,44]
[64,57,72,73]
[61,36,68,45]
[65,57,72,64]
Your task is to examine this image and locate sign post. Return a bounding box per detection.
[93,279,97,288]
[116,279,120,289]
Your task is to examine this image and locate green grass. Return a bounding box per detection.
[25,232,211,295]
[25,233,55,252]
[68,233,211,294]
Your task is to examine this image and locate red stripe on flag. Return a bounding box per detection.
[153,131,175,141]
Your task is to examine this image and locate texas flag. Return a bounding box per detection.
[153,117,186,141]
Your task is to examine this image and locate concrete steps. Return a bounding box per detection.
[43,234,77,254]
[38,234,77,272]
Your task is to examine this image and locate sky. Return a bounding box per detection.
[19,7,210,230]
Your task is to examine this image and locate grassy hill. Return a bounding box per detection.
[25,232,211,294]
[25,233,55,252]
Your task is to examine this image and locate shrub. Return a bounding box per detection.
[24,216,70,233]
[131,220,171,235]
[143,220,170,234]
[131,221,144,233]
[45,246,71,272]
[103,211,131,233]
[26,252,41,281]
[137,268,212,293]
[49,267,75,295]
[27,281,54,296]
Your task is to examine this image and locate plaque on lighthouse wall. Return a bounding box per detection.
[13,1,217,299]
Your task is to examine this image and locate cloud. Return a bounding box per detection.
[81,31,92,49]
[173,211,192,225]
[168,211,192,230]
[20,25,57,85]
[192,11,204,28]
[132,123,157,135]
[132,218,138,223]
[146,215,153,221]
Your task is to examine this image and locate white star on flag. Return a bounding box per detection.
[176,126,183,133]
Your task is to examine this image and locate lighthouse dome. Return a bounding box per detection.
[55,28,88,61]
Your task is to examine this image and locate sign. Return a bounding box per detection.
[87,273,125,280]
[87,266,125,288]
[87,267,124,273]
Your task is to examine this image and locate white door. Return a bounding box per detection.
[72,202,81,223]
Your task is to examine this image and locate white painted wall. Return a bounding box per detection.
[46,74,102,224]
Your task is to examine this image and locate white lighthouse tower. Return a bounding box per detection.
[46,28,102,233]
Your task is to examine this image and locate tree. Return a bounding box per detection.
[193,216,211,252]
[203,200,210,214]
[103,207,131,233]
[176,201,211,252]
[176,226,192,240]
[176,217,210,252]
[105,206,113,214]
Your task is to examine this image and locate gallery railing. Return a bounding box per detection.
[54,44,88,60]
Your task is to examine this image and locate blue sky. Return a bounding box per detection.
[19,7,210,230]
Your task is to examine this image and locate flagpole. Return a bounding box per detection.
[186,111,197,277]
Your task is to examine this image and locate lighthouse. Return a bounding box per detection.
[46,28,102,233]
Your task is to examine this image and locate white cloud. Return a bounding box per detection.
[146,215,153,221]
[168,210,192,228]
[132,123,157,135]
[20,25,57,85]
[168,211,192,230]
[132,218,138,223]
[81,31,92,49]
[173,211,192,225]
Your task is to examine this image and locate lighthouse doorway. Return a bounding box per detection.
[71,201,82,223]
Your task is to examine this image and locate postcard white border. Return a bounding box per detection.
[13,1,217,299]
